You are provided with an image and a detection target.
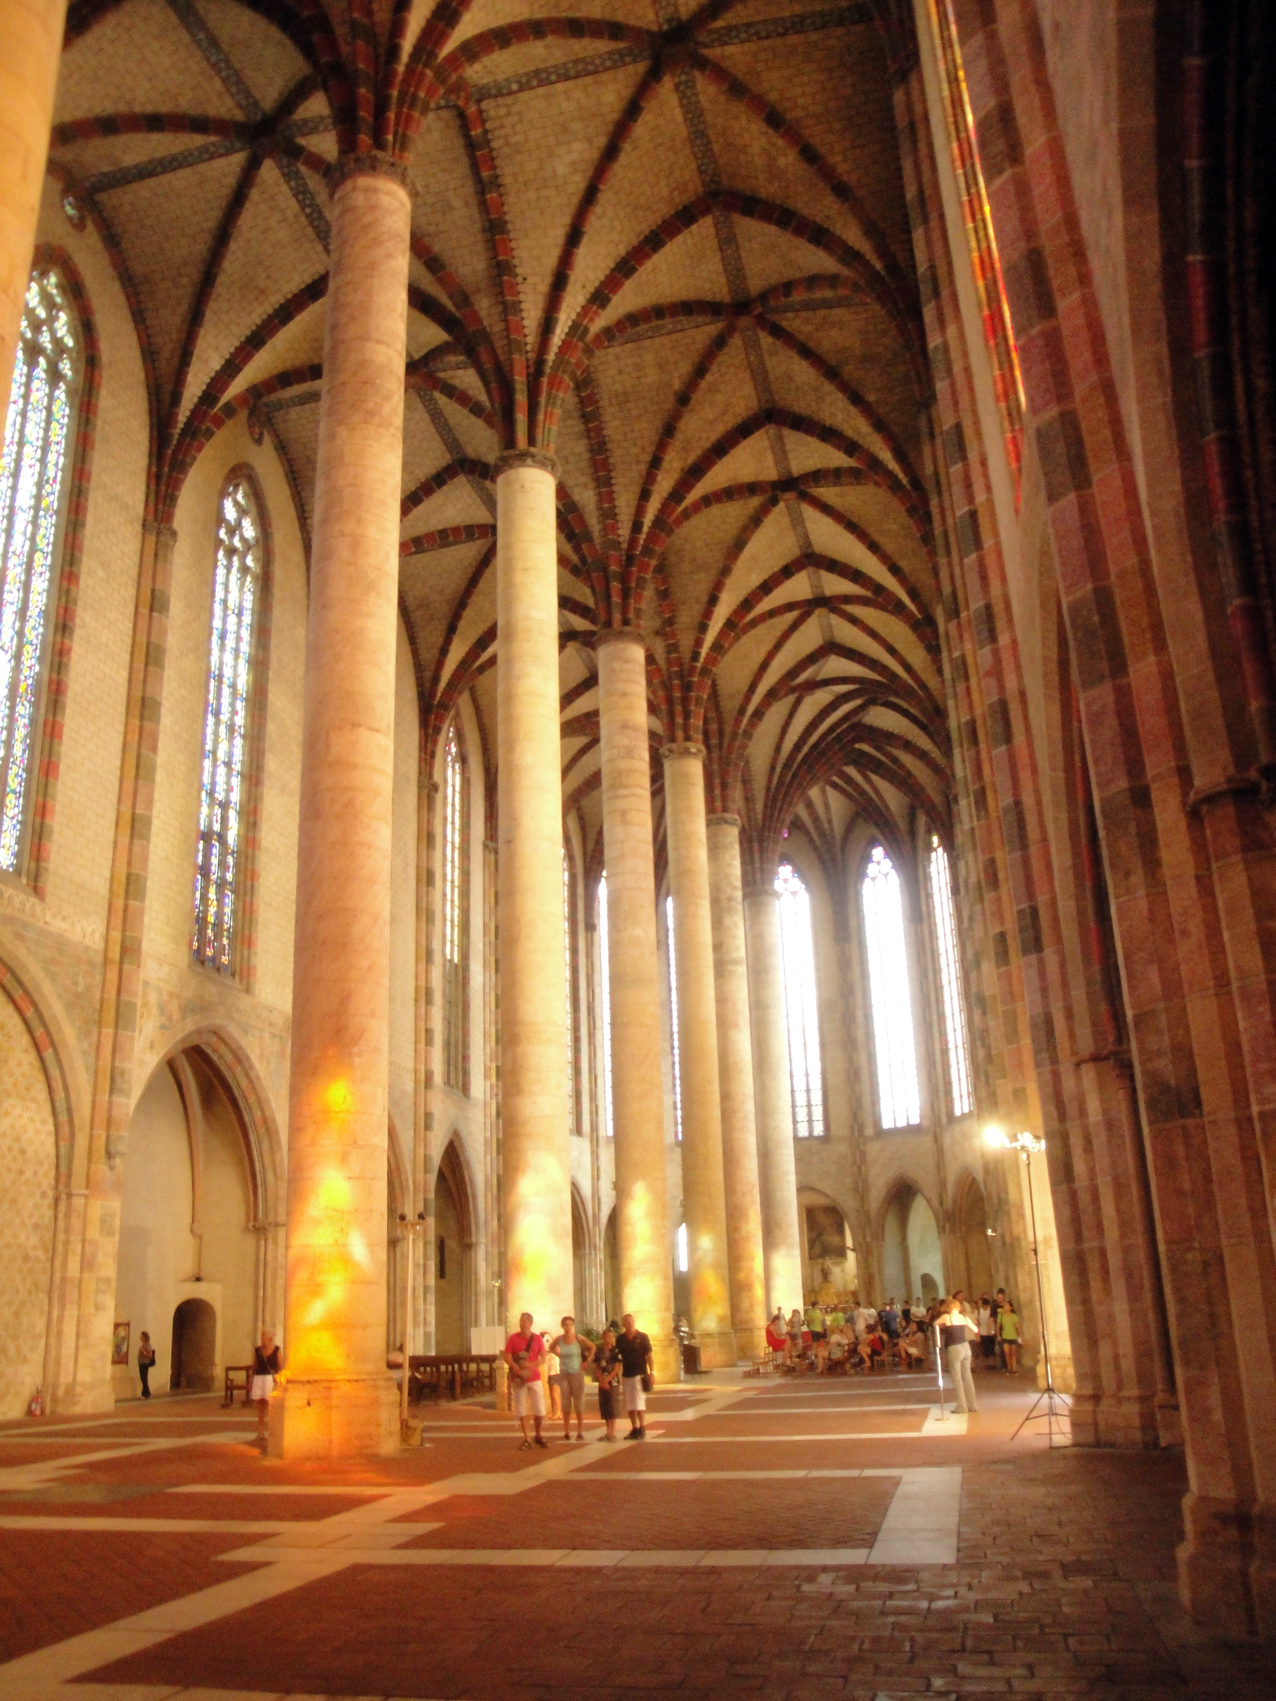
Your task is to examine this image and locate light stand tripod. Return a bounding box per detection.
[987,1129,1071,1447]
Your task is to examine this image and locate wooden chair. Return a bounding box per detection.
[223,1364,252,1407]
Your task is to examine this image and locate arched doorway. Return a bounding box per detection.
[434,1138,474,1355]
[170,1297,216,1390]
[603,1207,620,1324]
[0,979,57,1419]
[570,1188,589,1324]
[880,1182,945,1308]
[116,1046,258,1400]
[955,1174,995,1298]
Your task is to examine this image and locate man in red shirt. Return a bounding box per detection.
[502,1311,549,1449]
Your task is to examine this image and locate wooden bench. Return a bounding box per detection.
[406,1354,498,1403]
[223,1364,253,1407]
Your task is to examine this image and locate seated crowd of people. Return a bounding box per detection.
[762,1289,1022,1375]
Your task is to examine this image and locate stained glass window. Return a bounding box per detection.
[441,722,466,1088]
[929,834,973,1117]
[665,894,683,1143]
[0,269,80,872]
[598,871,614,1138]
[676,1221,689,1274]
[564,847,576,1134]
[862,845,921,1129]
[776,862,825,1138]
[192,480,261,971]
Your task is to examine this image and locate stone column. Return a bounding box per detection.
[495,449,573,1337]
[0,0,66,388]
[706,814,767,1360]
[662,746,735,1367]
[273,156,411,1459]
[744,884,804,1313]
[597,631,677,1379]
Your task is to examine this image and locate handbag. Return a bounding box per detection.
[640,1373,653,1393]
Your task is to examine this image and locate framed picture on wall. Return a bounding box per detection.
[112,1321,130,1365]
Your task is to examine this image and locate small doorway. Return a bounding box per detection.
[170,1297,216,1391]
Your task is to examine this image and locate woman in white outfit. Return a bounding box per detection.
[250,1330,280,1446]
[940,1297,979,1414]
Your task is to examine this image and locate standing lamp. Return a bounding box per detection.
[984,1128,1071,1447]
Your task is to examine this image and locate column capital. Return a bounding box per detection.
[741,878,778,901]
[142,518,178,546]
[330,150,414,195]
[595,625,645,651]
[493,447,558,481]
[661,741,706,762]
[706,812,740,830]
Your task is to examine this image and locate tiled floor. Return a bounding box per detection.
[0,1369,1270,1699]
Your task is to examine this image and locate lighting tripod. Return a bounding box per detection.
[987,1128,1071,1447]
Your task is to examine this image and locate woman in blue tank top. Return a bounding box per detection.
[550,1316,593,1441]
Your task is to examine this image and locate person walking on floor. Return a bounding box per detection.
[940,1296,979,1414]
[502,1310,549,1449]
[137,1331,155,1399]
[550,1316,593,1441]
[250,1331,281,1446]
[617,1312,654,1439]
[593,1327,623,1441]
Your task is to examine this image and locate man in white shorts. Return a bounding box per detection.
[617,1312,654,1440]
[502,1310,548,1449]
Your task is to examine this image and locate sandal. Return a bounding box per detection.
[519,1439,532,1450]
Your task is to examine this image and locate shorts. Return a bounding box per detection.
[622,1374,646,1412]
[511,1379,546,1418]
[553,1370,585,1413]
[249,1375,274,1402]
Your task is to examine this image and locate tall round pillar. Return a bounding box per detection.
[597,631,677,1378]
[744,884,804,1314]
[662,746,735,1367]
[0,0,66,388]
[495,449,573,1336]
[706,814,767,1360]
[275,156,412,1458]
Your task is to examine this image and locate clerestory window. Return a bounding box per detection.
[441,721,467,1090]
[192,479,262,971]
[862,844,921,1129]
[665,894,683,1143]
[776,861,825,1139]
[928,834,973,1117]
[0,268,81,873]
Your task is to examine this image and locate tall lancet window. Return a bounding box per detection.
[776,861,825,1139]
[598,872,614,1138]
[0,269,80,871]
[862,845,921,1128]
[929,833,973,1117]
[563,848,576,1134]
[192,479,262,970]
[441,722,467,1090]
[665,894,683,1142]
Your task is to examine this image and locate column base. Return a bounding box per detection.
[1177,1490,1261,1635]
[52,1379,114,1417]
[268,1376,400,1459]
[734,1324,767,1363]
[651,1334,681,1383]
[1071,1390,1162,1449]
[696,1330,740,1371]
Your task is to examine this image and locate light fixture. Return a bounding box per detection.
[986,1128,1069,1445]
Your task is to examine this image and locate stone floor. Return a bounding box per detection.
[0,1367,1270,1700]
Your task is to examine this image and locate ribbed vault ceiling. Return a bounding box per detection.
[56,0,948,887]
